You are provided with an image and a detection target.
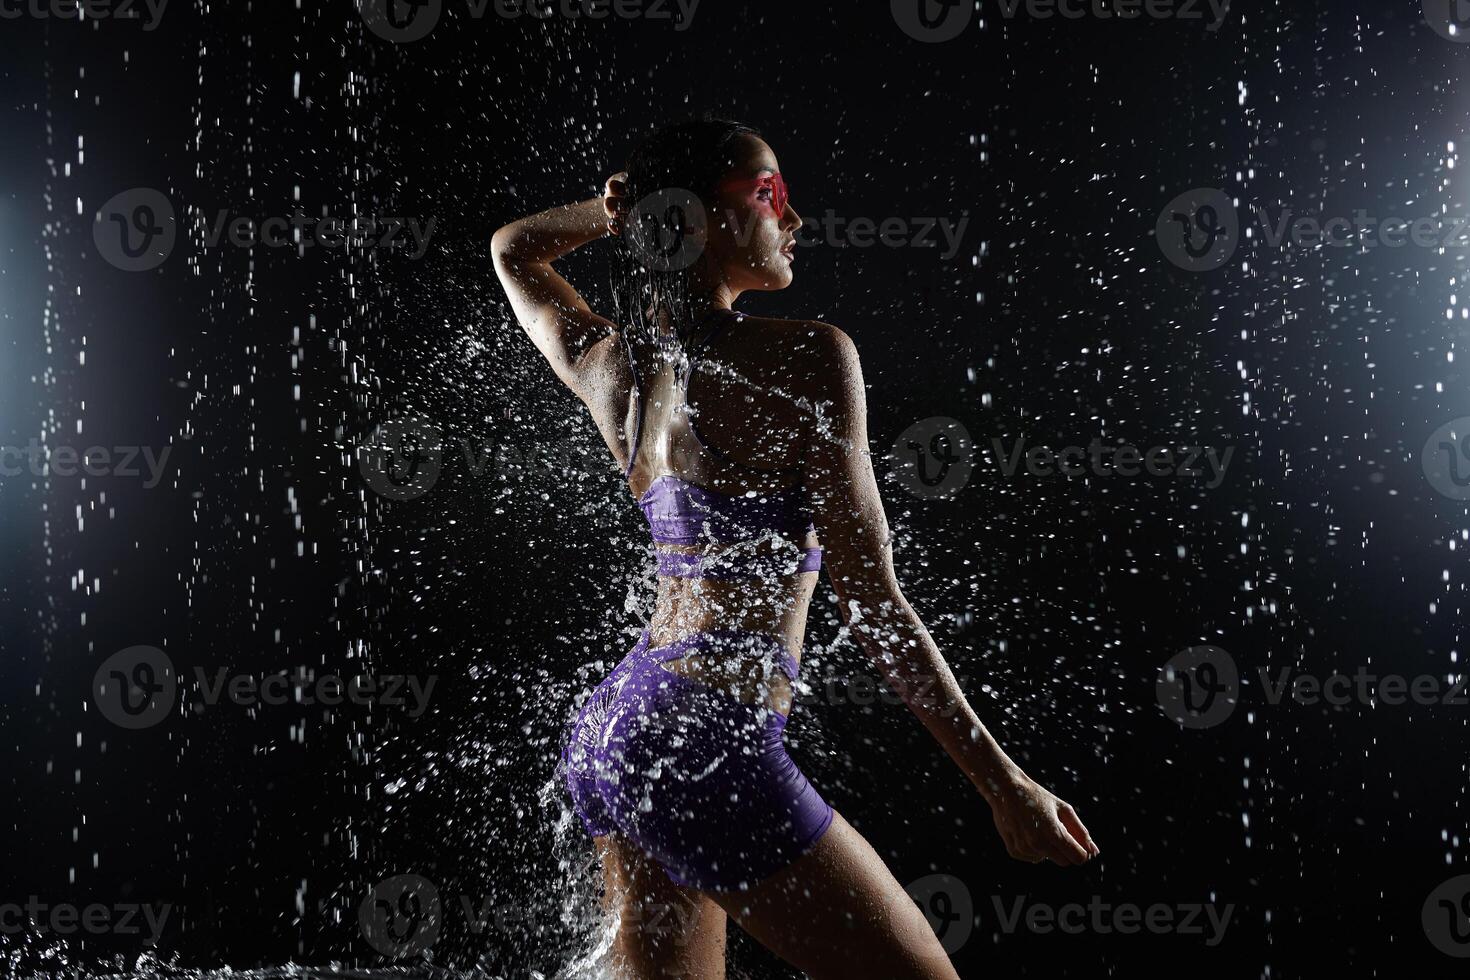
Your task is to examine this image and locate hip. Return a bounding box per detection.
[600,626,805,720]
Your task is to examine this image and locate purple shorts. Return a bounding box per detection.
[559,628,835,892]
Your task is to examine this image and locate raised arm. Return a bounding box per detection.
[804,324,1099,868]
[491,175,629,399]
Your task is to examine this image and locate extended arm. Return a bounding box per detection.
[805,325,1099,867]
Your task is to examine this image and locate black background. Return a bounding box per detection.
[2,0,1469,977]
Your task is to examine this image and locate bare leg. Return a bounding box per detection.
[595,834,729,979]
[703,810,962,980]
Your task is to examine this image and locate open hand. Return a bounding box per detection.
[986,770,1100,867]
[603,171,630,236]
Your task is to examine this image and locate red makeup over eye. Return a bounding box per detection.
[720,173,790,217]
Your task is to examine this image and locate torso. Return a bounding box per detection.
[580,311,829,710]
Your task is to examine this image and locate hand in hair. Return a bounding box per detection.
[603,171,630,236]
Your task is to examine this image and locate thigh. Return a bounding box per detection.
[596,833,728,980]
[702,810,961,980]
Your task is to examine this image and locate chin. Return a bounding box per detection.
[754,262,796,290]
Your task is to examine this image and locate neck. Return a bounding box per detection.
[648,283,739,335]
[684,281,738,319]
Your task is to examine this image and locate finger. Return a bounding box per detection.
[1047,821,1090,865]
[1058,803,1100,857]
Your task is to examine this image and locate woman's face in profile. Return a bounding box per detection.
[704,134,802,293]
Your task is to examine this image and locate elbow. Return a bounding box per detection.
[490,223,520,262]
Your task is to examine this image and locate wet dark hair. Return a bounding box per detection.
[610,116,763,368]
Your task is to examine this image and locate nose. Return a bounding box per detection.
[781,201,801,232]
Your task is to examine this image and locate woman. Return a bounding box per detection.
[492,117,1099,979]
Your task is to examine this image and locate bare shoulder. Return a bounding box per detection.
[804,319,861,378]
[735,315,861,393]
[735,318,858,417]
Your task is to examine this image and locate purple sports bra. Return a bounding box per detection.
[623,310,824,581]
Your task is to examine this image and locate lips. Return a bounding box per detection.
[779,240,796,259]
